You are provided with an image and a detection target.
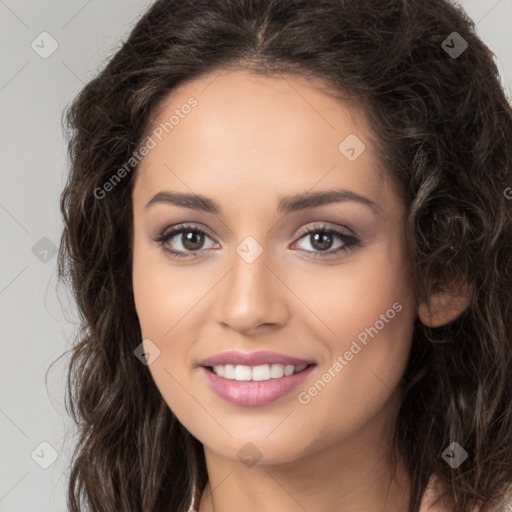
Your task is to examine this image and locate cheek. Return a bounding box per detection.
[131,234,212,424]
[132,244,169,339]
[288,238,414,348]
[289,241,416,424]
[132,229,205,340]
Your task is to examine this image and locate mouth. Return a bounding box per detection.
[200,363,317,407]
[203,362,315,381]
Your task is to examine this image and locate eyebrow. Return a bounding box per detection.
[145,188,380,215]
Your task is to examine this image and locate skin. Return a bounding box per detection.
[131,69,465,512]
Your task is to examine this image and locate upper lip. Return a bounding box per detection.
[199,350,315,367]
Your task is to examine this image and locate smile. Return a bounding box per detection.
[209,363,309,381]
[201,363,316,406]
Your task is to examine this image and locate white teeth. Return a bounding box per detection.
[224,364,235,379]
[283,364,295,376]
[269,363,285,378]
[234,365,252,381]
[212,363,309,381]
[252,364,270,381]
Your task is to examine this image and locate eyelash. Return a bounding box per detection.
[153,223,361,260]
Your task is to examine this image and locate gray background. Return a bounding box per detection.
[1,1,511,510]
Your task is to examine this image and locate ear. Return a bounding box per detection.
[417,282,472,328]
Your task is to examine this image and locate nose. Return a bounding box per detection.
[213,244,290,335]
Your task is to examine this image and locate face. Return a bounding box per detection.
[131,69,417,466]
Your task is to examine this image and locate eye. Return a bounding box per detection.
[153,222,360,260]
[291,223,360,258]
[153,223,218,258]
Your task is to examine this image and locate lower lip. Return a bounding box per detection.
[201,365,316,407]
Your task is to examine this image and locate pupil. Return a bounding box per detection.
[183,231,203,250]
[311,232,332,251]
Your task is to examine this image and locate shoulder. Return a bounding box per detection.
[419,474,450,512]
[419,474,482,512]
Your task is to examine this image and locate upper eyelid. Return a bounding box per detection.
[295,222,354,238]
[158,223,215,239]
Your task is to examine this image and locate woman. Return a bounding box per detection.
[58,0,512,510]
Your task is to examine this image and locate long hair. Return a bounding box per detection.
[58,0,512,510]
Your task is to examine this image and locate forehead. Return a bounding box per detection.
[133,69,395,212]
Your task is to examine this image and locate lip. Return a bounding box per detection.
[198,350,315,367]
[201,364,316,407]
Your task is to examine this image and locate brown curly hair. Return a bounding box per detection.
[58,0,512,510]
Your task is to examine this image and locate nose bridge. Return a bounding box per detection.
[214,234,287,332]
